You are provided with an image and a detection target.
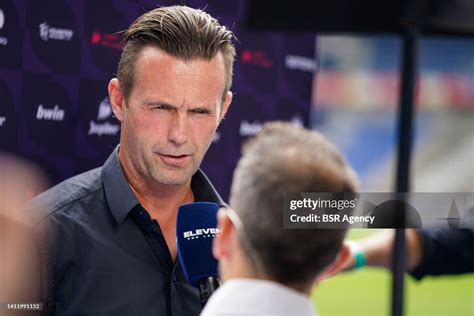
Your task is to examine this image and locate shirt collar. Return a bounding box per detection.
[202,278,317,316]
[102,146,139,224]
[102,146,227,225]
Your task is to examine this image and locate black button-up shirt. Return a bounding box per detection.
[29,148,225,316]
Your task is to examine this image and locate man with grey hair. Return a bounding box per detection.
[203,122,358,315]
[28,5,234,315]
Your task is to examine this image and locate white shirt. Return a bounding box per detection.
[201,279,318,316]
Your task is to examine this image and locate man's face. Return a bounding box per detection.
[110,46,232,187]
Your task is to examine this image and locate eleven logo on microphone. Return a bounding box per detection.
[183,228,220,240]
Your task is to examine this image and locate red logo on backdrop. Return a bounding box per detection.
[90,30,122,50]
[241,49,273,68]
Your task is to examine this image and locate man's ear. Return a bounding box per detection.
[218,91,232,122]
[212,208,234,260]
[108,78,125,122]
[316,243,351,282]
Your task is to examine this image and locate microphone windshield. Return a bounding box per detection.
[176,202,220,287]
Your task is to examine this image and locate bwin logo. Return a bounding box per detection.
[0,9,4,30]
[36,104,65,121]
[97,97,112,120]
[183,228,219,240]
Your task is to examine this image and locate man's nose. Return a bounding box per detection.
[168,111,187,145]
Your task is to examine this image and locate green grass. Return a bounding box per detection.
[311,230,474,316]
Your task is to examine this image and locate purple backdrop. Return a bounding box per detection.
[0,0,316,201]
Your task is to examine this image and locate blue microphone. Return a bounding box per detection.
[176,202,221,307]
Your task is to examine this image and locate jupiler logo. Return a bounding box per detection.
[88,97,119,137]
[39,22,74,42]
[97,96,112,120]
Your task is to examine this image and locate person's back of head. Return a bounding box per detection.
[214,121,358,293]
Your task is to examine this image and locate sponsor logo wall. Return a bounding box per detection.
[0,0,316,200]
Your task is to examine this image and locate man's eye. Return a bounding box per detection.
[153,105,171,110]
[191,108,210,115]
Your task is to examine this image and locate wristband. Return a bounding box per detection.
[348,240,366,270]
[353,248,366,269]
